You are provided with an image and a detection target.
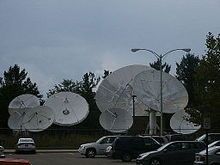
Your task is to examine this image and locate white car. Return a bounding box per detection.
[78,135,117,158]
[194,146,220,165]
[0,146,5,158]
[16,138,36,153]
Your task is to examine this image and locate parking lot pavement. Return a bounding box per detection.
[5,152,136,165]
[4,149,77,153]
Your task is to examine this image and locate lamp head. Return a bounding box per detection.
[182,48,191,53]
[131,48,141,52]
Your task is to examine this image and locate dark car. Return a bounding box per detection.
[136,141,206,165]
[108,136,161,162]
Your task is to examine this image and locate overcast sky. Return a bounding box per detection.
[1,0,220,96]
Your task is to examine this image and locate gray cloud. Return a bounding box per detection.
[1,0,220,96]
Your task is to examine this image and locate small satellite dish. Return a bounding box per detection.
[99,108,133,133]
[8,110,27,130]
[44,92,89,126]
[22,106,55,132]
[8,94,40,115]
[95,64,152,115]
[133,70,188,113]
[170,109,201,134]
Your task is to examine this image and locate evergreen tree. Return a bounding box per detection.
[150,59,171,73]
[194,32,220,127]
[0,64,42,127]
[176,53,200,107]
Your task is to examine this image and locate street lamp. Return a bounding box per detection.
[131,48,191,136]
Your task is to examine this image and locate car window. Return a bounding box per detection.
[166,143,182,151]
[99,137,110,144]
[192,142,205,149]
[181,142,190,150]
[132,138,145,149]
[108,137,116,143]
[144,138,156,146]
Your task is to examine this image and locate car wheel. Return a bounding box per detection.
[121,153,132,162]
[85,148,96,158]
[150,159,161,165]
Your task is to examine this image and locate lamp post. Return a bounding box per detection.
[131,48,191,136]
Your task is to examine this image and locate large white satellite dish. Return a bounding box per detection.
[170,109,201,134]
[133,69,188,113]
[22,106,55,132]
[44,92,89,126]
[8,94,40,115]
[8,110,27,130]
[95,64,152,115]
[99,108,133,133]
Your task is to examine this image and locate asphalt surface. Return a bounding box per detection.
[5,152,136,165]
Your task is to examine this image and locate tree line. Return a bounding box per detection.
[0,32,219,130]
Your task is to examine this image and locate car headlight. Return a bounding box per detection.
[137,153,150,160]
[80,145,85,150]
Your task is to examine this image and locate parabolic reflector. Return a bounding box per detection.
[8,110,27,130]
[99,108,133,133]
[22,106,55,132]
[44,92,89,126]
[8,94,40,115]
[133,70,188,113]
[95,64,152,116]
[170,109,201,134]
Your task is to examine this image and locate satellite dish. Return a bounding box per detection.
[8,94,40,115]
[133,69,188,113]
[95,64,152,115]
[99,108,133,133]
[22,106,55,132]
[170,109,201,134]
[44,92,89,126]
[8,110,27,130]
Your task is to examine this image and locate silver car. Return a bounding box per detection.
[16,137,36,153]
[194,146,220,165]
[78,135,117,158]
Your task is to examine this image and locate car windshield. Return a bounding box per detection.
[156,142,172,151]
[196,135,206,141]
[208,140,220,148]
[96,137,106,143]
[200,146,220,155]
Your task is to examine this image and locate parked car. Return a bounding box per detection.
[0,146,5,158]
[136,141,206,165]
[107,136,161,162]
[78,135,117,158]
[208,140,220,148]
[196,133,220,144]
[16,137,36,153]
[194,146,220,165]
